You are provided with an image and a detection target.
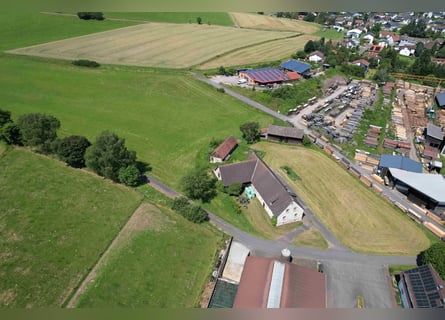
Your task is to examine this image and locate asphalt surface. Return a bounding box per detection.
[188,74,445,307]
[146,173,416,308]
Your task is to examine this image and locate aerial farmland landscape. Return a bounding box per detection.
[1,10,445,310]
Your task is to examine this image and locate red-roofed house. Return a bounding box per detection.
[210,136,238,163]
[369,45,384,53]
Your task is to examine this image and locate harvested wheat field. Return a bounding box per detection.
[253,142,430,255]
[230,12,320,33]
[9,22,298,68]
[198,34,319,69]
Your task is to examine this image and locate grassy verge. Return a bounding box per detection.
[292,228,329,250]
[242,198,303,239]
[0,148,142,307]
[313,28,345,40]
[388,264,417,275]
[281,165,301,181]
[253,142,430,255]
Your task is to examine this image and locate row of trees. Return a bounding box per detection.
[0,110,144,187]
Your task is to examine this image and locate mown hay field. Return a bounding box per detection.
[253,142,430,255]
[0,148,143,307]
[197,34,319,69]
[230,12,321,33]
[9,22,299,68]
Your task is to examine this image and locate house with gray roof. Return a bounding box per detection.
[213,153,304,226]
[424,123,444,150]
[436,91,445,109]
[265,125,304,144]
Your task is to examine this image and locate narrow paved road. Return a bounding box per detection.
[146,173,416,308]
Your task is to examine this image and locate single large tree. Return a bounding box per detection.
[181,167,217,202]
[418,242,445,279]
[85,131,137,182]
[52,135,91,168]
[240,121,260,144]
[17,113,60,147]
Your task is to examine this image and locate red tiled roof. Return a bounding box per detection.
[211,136,238,160]
[286,71,301,81]
[233,256,326,308]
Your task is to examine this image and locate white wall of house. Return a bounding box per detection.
[210,156,223,163]
[399,47,412,56]
[252,185,304,226]
[309,55,323,63]
[213,167,222,180]
[252,185,275,219]
[276,201,304,226]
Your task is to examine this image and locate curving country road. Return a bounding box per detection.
[146,174,415,308]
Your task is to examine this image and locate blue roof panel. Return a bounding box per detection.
[436,91,445,107]
[280,59,311,74]
[379,155,423,173]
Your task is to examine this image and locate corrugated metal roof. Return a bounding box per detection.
[389,168,445,204]
[280,59,311,74]
[426,123,444,140]
[436,91,445,107]
[379,155,423,173]
[221,241,250,283]
[266,261,285,308]
[241,68,290,84]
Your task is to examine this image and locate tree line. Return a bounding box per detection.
[0,109,144,187]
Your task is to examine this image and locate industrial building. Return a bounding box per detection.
[398,264,445,308]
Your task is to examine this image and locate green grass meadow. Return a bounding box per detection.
[104,12,234,26]
[0,55,275,189]
[0,12,138,51]
[76,202,222,307]
[0,148,143,307]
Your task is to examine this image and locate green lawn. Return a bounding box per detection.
[0,148,142,307]
[0,12,138,51]
[0,55,275,190]
[314,28,345,40]
[76,201,222,307]
[104,12,234,26]
[293,228,329,250]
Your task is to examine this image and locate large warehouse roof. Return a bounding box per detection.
[241,67,292,84]
[389,168,445,204]
[379,155,423,173]
[280,59,311,74]
[233,256,326,308]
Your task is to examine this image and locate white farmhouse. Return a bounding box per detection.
[213,153,304,226]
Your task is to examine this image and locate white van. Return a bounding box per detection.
[237,78,247,84]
